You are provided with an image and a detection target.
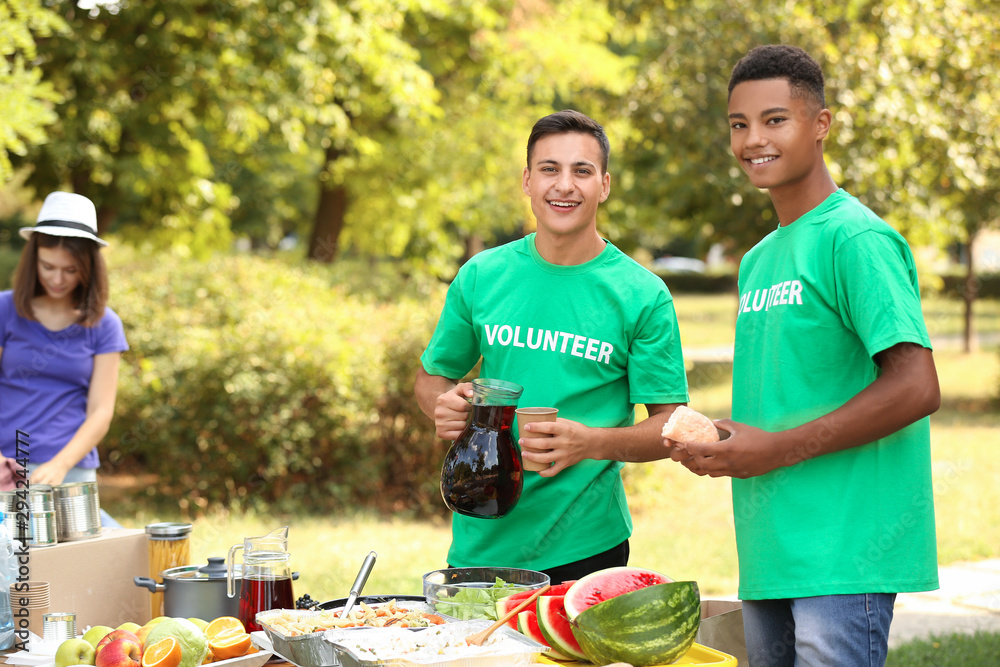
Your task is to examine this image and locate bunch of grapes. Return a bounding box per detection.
[295,593,317,610]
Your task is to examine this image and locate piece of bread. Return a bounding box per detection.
[661,406,720,444]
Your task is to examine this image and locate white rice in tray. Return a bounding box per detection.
[324,620,546,666]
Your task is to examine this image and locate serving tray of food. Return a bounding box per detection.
[257,597,451,667]
[324,620,549,667]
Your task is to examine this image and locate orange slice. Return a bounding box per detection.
[142,637,182,667]
[204,616,245,641]
[208,632,252,660]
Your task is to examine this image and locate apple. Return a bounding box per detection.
[95,630,141,656]
[95,638,141,667]
[82,626,115,649]
[117,622,142,635]
[186,618,208,631]
[55,638,97,667]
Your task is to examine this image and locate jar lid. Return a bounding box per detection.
[145,522,193,539]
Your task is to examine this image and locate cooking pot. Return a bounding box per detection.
[135,557,241,620]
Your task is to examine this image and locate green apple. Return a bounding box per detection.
[116,622,142,635]
[55,638,97,667]
[186,618,208,631]
[82,626,115,649]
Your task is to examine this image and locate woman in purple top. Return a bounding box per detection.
[0,192,128,495]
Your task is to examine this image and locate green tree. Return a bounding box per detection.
[0,0,65,182]
[14,1,246,256]
[597,0,826,257]
[816,0,1000,351]
[298,0,634,270]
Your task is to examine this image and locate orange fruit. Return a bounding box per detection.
[204,617,245,641]
[142,637,182,667]
[208,633,252,660]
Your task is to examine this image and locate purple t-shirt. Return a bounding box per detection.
[0,290,128,467]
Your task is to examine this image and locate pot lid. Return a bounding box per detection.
[163,557,240,581]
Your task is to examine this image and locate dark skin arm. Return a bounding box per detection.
[415,368,682,476]
[668,343,940,478]
[523,402,680,477]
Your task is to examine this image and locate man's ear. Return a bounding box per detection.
[522,166,531,196]
[816,108,832,142]
[600,171,611,202]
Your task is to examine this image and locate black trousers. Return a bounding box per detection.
[540,539,630,584]
[448,539,629,584]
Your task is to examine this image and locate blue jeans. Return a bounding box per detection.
[25,463,123,529]
[743,594,896,667]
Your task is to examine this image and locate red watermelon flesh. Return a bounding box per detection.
[495,581,576,629]
[536,595,588,661]
[517,610,570,661]
[563,566,672,620]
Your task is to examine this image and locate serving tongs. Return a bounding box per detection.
[340,550,378,618]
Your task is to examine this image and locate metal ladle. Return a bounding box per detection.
[339,551,378,618]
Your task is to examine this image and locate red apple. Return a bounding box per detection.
[96,630,141,656]
[95,637,142,667]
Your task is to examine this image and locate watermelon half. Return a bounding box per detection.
[495,581,576,630]
[570,581,701,667]
[517,610,570,661]
[536,595,588,661]
[563,566,672,620]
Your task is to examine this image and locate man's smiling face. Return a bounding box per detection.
[728,78,829,193]
[522,132,610,240]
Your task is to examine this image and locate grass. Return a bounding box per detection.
[104,294,999,639]
[885,631,1000,666]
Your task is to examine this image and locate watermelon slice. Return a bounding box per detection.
[536,595,588,661]
[563,566,672,620]
[495,581,576,630]
[517,610,570,661]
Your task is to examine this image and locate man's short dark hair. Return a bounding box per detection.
[527,110,610,174]
[728,45,826,109]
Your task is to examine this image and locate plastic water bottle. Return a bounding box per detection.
[0,512,15,649]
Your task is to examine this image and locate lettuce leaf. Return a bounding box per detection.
[431,577,525,621]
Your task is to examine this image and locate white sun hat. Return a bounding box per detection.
[19,191,108,247]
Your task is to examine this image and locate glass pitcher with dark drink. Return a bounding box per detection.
[440,378,524,519]
[227,525,294,631]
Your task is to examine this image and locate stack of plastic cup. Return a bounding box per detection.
[9,581,50,638]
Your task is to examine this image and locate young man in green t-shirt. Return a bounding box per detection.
[416,110,689,581]
[666,46,940,666]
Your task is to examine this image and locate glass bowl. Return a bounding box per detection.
[422,567,550,621]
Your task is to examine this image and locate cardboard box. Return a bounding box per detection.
[696,599,747,665]
[19,528,151,629]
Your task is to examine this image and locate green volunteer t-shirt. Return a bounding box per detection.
[421,234,689,570]
[732,189,938,599]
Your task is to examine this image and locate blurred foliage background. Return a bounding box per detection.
[2,0,1000,514]
[3,0,998,267]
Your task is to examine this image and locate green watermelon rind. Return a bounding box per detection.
[563,566,672,620]
[536,595,588,661]
[570,581,701,667]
